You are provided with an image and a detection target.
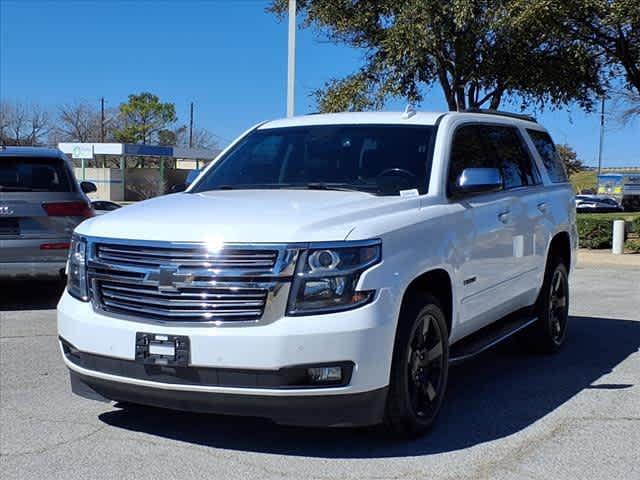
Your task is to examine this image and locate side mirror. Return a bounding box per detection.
[454,168,502,196]
[169,183,187,193]
[80,181,97,194]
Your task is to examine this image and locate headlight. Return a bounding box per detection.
[67,234,89,301]
[287,240,381,315]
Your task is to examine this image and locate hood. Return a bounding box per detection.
[76,190,417,243]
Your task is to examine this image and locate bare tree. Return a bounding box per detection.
[126,177,168,200]
[0,102,50,146]
[189,128,220,150]
[54,101,101,142]
[171,126,220,150]
[49,100,122,144]
[612,89,640,126]
[0,103,11,142]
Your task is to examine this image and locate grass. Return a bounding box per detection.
[570,170,597,193]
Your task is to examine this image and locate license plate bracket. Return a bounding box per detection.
[135,332,190,366]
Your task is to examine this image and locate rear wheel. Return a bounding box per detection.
[524,257,569,353]
[383,294,449,437]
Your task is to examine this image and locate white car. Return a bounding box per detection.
[58,110,576,437]
[575,195,622,213]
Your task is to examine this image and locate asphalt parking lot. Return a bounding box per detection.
[1,261,639,480]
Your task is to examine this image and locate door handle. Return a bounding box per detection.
[498,210,511,223]
[537,202,548,213]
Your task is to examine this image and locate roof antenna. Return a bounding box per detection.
[401,104,416,119]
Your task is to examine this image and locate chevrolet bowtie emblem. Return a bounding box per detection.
[146,267,194,291]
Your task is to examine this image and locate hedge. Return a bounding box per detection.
[625,239,640,253]
[577,216,614,248]
[576,212,640,249]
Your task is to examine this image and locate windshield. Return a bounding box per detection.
[191,124,437,196]
[0,156,74,192]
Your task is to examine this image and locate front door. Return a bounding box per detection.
[446,124,517,335]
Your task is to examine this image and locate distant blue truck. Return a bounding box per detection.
[597,173,640,211]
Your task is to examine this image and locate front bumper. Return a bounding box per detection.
[57,288,396,426]
[69,370,387,427]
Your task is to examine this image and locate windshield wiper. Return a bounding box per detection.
[211,184,288,191]
[296,183,379,194]
[203,183,380,195]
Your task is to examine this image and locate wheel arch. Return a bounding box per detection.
[547,231,572,272]
[399,268,453,337]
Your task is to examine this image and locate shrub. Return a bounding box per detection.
[625,239,640,253]
[577,216,614,249]
[630,216,640,234]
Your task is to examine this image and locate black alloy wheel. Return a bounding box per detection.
[522,256,570,353]
[407,311,446,419]
[384,294,449,437]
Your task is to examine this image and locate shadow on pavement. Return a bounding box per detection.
[0,279,65,311]
[99,315,639,458]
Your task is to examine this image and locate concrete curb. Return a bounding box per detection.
[577,249,640,268]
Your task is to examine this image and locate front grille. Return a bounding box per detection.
[95,243,279,270]
[95,278,268,322]
[87,240,295,324]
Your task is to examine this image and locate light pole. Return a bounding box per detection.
[597,95,605,178]
[100,97,105,143]
[287,0,296,117]
[189,102,194,149]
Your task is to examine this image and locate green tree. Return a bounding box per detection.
[556,0,639,94]
[556,144,584,176]
[113,92,177,144]
[269,0,601,112]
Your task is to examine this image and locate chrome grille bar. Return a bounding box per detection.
[96,244,279,269]
[87,239,298,325]
[95,278,268,322]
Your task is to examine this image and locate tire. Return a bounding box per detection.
[523,256,570,353]
[383,294,449,437]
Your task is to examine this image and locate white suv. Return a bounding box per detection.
[58,110,576,437]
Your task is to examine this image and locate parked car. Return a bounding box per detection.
[91,200,122,215]
[58,110,576,437]
[575,194,622,213]
[1,146,95,278]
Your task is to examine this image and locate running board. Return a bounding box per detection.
[449,314,538,365]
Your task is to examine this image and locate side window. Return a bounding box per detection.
[480,125,541,189]
[527,129,568,183]
[448,124,492,193]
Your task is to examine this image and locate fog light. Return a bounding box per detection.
[307,366,343,384]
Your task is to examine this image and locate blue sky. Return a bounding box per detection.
[1,0,638,167]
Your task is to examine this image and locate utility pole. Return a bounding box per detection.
[100,97,105,143]
[286,0,296,117]
[189,102,194,149]
[597,95,605,177]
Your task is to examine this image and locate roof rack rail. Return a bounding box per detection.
[461,108,537,123]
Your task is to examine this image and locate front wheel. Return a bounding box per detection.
[524,257,570,353]
[383,294,449,437]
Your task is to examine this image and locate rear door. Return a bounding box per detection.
[480,124,544,310]
[526,128,576,274]
[0,155,86,263]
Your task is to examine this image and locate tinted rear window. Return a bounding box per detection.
[0,156,74,192]
[526,130,568,183]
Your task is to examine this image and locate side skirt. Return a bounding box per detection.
[449,309,538,365]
